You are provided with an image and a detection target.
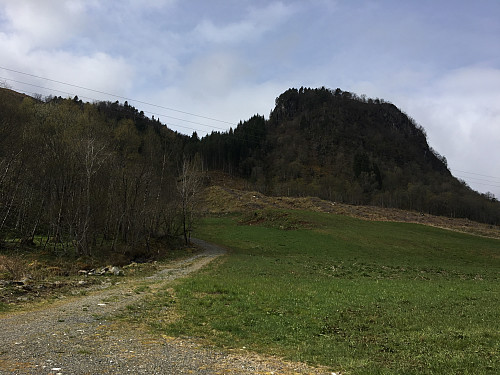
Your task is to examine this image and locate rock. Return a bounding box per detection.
[78,270,88,276]
[123,262,138,269]
[21,276,32,284]
[110,266,123,276]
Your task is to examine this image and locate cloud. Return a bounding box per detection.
[142,79,285,136]
[0,0,92,49]
[0,0,134,99]
[182,52,253,98]
[36,51,134,97]
[125,0,177,10]
[0,32,134,100]
[397,66,500,196]
[193,1,297,44]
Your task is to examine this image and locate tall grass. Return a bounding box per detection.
[145,211,500,374]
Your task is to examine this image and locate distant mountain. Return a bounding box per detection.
[197,87,500,224]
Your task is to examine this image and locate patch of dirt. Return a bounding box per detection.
[0,278,102,305]
[201,185,500,239]
[0,239,333,374]
[0,259,167,307]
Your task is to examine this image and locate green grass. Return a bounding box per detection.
[0,302,11,312]
[140,210,500,374]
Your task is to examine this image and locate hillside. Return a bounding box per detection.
[197,87,500,224]
[201,184,500,240]
[1,85,499,260]
[0,88,197,258]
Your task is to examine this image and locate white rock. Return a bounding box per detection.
[110,266,122,275]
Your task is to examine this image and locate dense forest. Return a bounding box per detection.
[196,87,500,224]
[1,86,499,259]
[0,88,201,259]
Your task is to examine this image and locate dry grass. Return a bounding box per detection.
[0,255,26,280]
[201,185,500,239]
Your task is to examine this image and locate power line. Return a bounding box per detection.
[4,83,268,145]
[0,65,237,126]
[454,174,500,184]
[1,68,268,144]
[2,83,211,136]
[451,169,500,181]
[3,67,498,177]
[1,76,92,101]
[0,76,228,133]
[455,176,500,189]
[3,73,269,144]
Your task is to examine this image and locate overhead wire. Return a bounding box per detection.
[0,65,236,126]
[2,66,499,190]
[5,84,211,136]
[451,169,500,189]
[1,74,267,143]
[455,177,500,189]
[0,76,219,136]
[451,169,500,181]
[0,65,271,141]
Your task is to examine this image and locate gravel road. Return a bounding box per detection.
[0,239,330,374]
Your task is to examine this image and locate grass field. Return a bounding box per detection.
[139,210,499,374]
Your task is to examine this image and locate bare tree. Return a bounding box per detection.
[177,155,203,245]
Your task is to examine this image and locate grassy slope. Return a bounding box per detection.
[148,210,499,374]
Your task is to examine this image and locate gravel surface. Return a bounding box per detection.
[0,239,331,374]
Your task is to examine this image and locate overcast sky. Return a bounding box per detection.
[1,0,499,198]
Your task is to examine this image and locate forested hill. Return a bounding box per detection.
[0,85,499,244]
[0,87,198,257]
[197,87,499,224]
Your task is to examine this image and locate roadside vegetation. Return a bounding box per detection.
[0,238,196,310]
[135,210,499,374]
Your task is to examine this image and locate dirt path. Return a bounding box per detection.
[0,239,329,374]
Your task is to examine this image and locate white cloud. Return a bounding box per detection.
[1,0,498,199]
[142,80,284,136]
[126,0,177,10]
[0,0,134,99]
[0,32,134,100]
[193,1,296,44]
[194,19,258,44]
[36,51,134,96]
[0,0,91,49]
[182,52,253,98]
[398,66,500,196]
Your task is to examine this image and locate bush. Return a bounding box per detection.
[0,255,27,280]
